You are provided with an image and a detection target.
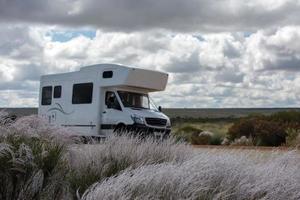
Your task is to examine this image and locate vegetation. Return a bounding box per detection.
[172,123,229,145]
[172,111,300,147]
[0,113,71,200]
[1,111,300,199]
[81,150,300,200]
[227,111,300,146]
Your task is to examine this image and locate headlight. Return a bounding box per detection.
[131,114,145,124]
[166,119,171,127]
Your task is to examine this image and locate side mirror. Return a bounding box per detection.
[158,106,162,112]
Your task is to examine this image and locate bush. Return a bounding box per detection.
[190,131,213,145]
[286,128,300,147]
[230,136,253,146]
[0,113,74,200]
[173,125,202,144]
[0,134,70,200]
[210,133,223,145]
[253,120,286,146]
[174,125,223,145]
[227,119,255,140]
[226,111,300,146]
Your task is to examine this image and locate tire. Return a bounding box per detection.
[113,123,127,135]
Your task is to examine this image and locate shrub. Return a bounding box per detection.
[174,125,223,145]
[210,133,223,145]
[0,134,70,200]
[190,131,213,145]
[0,113,73,200]
[286,128,300,147]
[253,120,286,146]
[227,119,255,140]
[221,137,230,145]
[173,125,202,144]
[226,111,300,146]
[230,136,253,146]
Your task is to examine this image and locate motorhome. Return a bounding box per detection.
[38,64,171,137]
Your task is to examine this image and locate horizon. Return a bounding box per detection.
[1,107,300,110]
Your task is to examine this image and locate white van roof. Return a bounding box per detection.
[41,64,169,92]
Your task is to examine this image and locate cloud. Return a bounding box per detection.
[1,23,300,107]
[1,0,300,32]
[244,27,300,71]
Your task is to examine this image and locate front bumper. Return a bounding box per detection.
[128,123,171,135]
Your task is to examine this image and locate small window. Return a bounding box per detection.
[41,86,52,105]
[72,83,93,104]
[54,86,62,98]
[103,71,113,78]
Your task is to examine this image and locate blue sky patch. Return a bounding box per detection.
[48,30,96,42]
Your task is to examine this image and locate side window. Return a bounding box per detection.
[105,91,121,110]
[41,86,52,105]
[103,71,113,78]
[72,83,93,104]
[54,86,62,98]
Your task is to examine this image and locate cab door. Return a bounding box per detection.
[101,91,123,132]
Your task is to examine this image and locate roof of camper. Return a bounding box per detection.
[41,64,169,92]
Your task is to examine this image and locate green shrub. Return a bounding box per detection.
[0,134,70,200]
[174,125,223,145]
[190,131,212,145]
[210,133,223,145]
[173,125,202,144]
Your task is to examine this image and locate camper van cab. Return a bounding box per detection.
[38,64,171,137]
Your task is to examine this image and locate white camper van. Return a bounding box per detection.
[38,64,171,137]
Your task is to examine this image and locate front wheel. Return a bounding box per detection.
[113,124,127,135]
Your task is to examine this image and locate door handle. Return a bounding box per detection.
[103,111,106,114]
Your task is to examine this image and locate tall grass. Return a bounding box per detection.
[1,111,300,200]
[82,150,300,200]
[0,112,73,200]
[68,135,192,196]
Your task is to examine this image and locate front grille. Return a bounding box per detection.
[145,118,167,127]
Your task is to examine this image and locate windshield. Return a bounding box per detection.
[118,91,150,109]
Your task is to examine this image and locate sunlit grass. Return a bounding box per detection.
[1,112,300,200]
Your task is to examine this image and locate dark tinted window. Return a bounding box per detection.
[41,86,52,105]
[54,86,62,98]
[72,83,93,104]
[103,71,113,78]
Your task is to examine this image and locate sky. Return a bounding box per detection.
[0,0,300,108]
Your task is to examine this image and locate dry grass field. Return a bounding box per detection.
[1,112,300,200]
